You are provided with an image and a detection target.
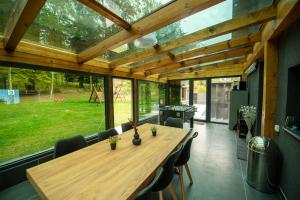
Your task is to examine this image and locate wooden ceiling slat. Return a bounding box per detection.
[111,6,276,68]
[3,0,47,52]
[78,0,131,30]
[130,32,260,73]
[145,46,252,76]
[244,0,300,71]
[77,0,223,63]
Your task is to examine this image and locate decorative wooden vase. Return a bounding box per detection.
[129,119,142,145]
[132,131,141,145]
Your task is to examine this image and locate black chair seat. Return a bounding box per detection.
[134,168,163,200]
[98,128,118,142]
[54,135,87,158]
[165,117,183,128]
[152,144,183,192]
[175,132,198,166]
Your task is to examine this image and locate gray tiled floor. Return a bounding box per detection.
[0,123,281,200]
[158,122,281,200]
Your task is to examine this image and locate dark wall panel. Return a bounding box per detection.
[275,20,300,200]
[247,62,264,136]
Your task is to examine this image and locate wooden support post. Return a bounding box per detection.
[133,79,138,125]
[261,40,278,138]
[106,75,114,128]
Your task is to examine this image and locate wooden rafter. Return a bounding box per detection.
[243,0,300,71]
[78,0,131,30]
[111,6,276,68]
[179,57,245,74]
[0,38,166,83]
[166,66,244,80]
[146,46,252,76]
[131,33,260,73]
[77,0,223,63]
[3,0,46,52]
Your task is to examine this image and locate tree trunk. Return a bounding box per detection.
[50,72,54,99]
[8,67,12,90]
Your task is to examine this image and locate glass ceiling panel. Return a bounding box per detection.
[107,0,272,61]
[0,0,17,35]
[23,0,122,53]
[96,0,174,24]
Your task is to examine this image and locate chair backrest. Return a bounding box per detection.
[133,168,163,200]
[54,135,87,158]
[98,128,118,142]
[152,144,183,192]
[165,117,183,128]
[121,122,132,132]
[175,132,198,166]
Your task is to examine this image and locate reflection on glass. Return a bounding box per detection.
[0,66,106,163]
[0,0,17,35]
[180,80,189,105]
[169,81,180,105]
[211,77,241,123]
[138,81,159,120]
[23,0,122,53]
[113,78,132,126]
[193,80,207,120]
[97,0,174,24]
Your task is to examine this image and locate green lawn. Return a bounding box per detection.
[0,100,107,163]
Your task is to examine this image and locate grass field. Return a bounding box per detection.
[0,95,132,163]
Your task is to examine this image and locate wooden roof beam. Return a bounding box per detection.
[131,32,260,73]
[166,67,244,80]
[78,0,131,30]
[3,0,46,52]
[244,0,300,71]
[111,5,276,68]
[77,0,223,63]
[159,58,245,77]
[146,46,252,76]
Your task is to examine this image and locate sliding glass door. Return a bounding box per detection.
[210,77,240,123]
[193,80,207,120]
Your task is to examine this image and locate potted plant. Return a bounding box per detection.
[151,126,157,136]
[240,105,256,142]
[107,136,120,150]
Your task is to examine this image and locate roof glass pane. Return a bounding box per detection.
[107,0,272,61]
[0,0,17,35]
[97,0,174,24]
[23,0,122,53]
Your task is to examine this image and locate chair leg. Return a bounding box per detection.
[167,183,177,200]
[158,191,163,200]
[178,166,186,200]
[185,163,193,185]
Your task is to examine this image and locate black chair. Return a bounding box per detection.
[134,168,163,200]
[121,122,132,132]
[165,117,183,128]
[54,135,87,158]
[98,128,118,142]
[175,132,198,200]
[151,144,183,200]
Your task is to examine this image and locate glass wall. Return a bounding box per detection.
[0,66,106,163]
[138,81,159,120]
[193,80,207,120]
[113,78,132,126]
[211,77,241,123]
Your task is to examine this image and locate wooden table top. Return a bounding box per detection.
[27,123,190,200]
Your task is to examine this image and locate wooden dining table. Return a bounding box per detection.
[27,123,191,200]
